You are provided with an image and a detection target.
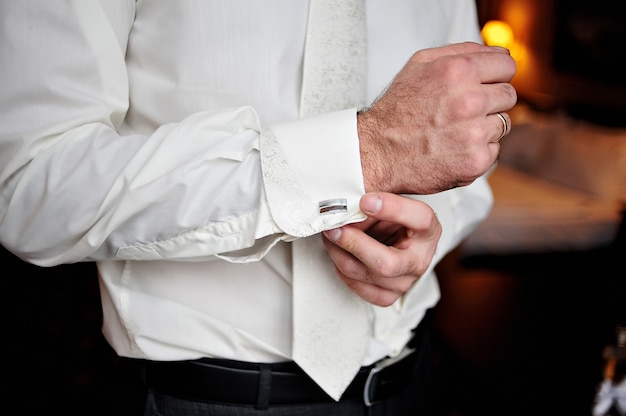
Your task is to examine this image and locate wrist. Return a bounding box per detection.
[357,109,393,193]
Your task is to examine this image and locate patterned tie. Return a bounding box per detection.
[299,0,367,118]
[292,0,369,401]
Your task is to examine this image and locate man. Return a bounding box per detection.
[0,1,516,414]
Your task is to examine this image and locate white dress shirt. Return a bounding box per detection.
[0,0,492,390]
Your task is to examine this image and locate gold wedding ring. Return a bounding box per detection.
[496,112,510,141]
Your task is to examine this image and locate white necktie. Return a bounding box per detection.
[292,0,369,401]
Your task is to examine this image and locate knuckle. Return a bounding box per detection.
[449,90,486,119]
[426,214,442,239]
[506,55,518,77]
[460,156,490,182]
[410,47,432,63]
[463,122,487,144]
[433,219,443,238]
[340,256,363,278]
[475,151,496,174]
[437,55,476,81]
[505,83,518,104]
[373,255,396,278]
[405,256,427,277]
[414,209,439,234]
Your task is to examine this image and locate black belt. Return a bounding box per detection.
[142,326,430,409]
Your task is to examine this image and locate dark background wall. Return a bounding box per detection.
[2,246,145,415]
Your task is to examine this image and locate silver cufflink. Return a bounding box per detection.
[319,198,348,215]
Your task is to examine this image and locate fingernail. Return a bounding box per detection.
[491,46,511,54]
[361,194,382,214]
[323,228,342,242]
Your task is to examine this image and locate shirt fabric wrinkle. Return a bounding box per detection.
[0,0,491,398]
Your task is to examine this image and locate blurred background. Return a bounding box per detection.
[2,0,625,415]
[431,0,626,415]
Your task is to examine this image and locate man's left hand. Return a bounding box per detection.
[322,192,441,306]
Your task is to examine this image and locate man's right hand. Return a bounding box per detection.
[358,41,517,195]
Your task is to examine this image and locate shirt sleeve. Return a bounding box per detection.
[0,1,363,266]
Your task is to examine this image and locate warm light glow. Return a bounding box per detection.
[481,19,526,66]
[481,20,514,47]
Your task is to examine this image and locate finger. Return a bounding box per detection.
[491,111,511,143]
[324,224,425,279]
[416,44,516,85]
[364,221,405,246]
[487,141,501,167]
[324,194,440,277]
[322,234,419,306]
[473,51,517,84]
[413,41,503,63]
[480,82,517,115]
[360,193,439,239]
[335,271,412,307]
[433,51,516,88]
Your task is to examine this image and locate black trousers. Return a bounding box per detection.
[141,328,434,416]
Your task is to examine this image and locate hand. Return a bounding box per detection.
[358,41,517,194]
[322,192,441,307]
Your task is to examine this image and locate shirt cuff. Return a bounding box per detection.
[260,108,367,237]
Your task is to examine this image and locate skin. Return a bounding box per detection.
[323,192,441,307]
[325,42,518,306]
